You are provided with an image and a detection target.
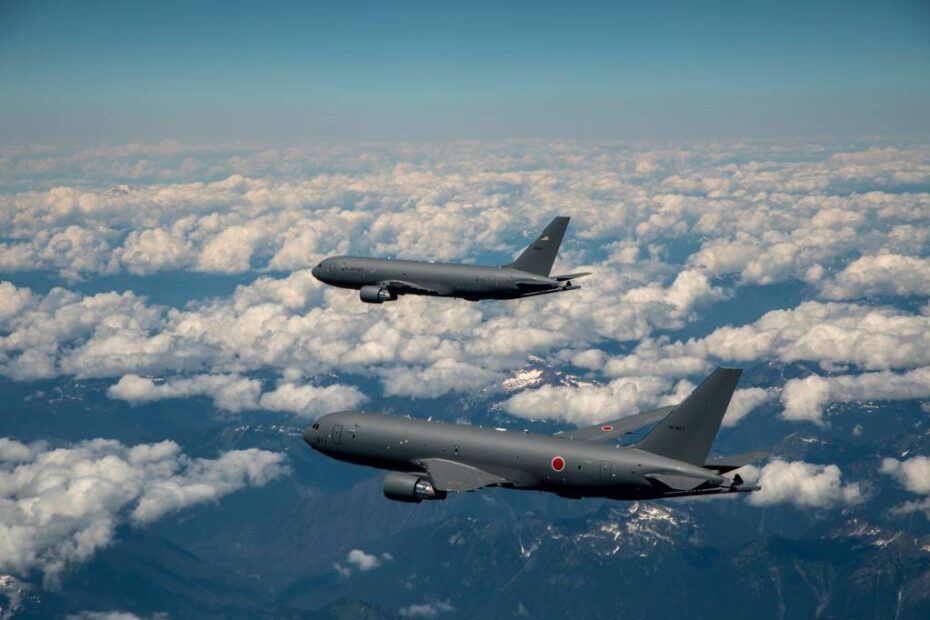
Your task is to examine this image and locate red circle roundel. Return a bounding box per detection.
[601,424,614,432]
[551,456,566,472]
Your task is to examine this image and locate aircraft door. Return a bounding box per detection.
[599,460,612,482]
[332,424,343,445]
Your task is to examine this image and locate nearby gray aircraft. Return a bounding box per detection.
[303,368,767,503]
[311,216,590,303]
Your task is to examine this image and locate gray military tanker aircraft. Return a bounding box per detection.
[303,368,768,503]
[310,216,590,303]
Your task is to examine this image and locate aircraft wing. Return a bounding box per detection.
[378,279,446,296]
[420,458,509,492]
[555,405,675,443]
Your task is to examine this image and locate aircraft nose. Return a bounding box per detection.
[311,264,322,280]
[302,423,315,445]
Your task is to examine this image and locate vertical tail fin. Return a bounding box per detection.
[636,368,742,466]
[506,216,570,277]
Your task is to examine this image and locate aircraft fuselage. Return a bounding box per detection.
[311,256,574,301]
[303,411,731,501]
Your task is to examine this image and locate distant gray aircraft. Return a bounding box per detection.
[303,368,767,503]
[311,216,590,303]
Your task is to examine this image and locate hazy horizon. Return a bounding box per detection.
[2,0,929,144]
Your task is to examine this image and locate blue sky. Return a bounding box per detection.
[1,0,929,143]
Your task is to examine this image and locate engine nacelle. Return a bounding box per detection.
[382,471,446,503]
[360,285,397,304]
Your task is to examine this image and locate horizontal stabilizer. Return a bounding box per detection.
[556,406,675,442]
[421,458,508,492]
[645,472,720,491]
[704,451,770,474]
[516,283,581,298]
[657,483,761,498]
[552,272,591,282]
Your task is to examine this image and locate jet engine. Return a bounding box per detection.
[359,285,397,303]
[382,471,446,503]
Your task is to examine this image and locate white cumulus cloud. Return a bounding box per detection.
[880,456,930,495]
[822,254,930,300]
[722,387,776,427]
[258,382,367,418]
[880,455,930,518]
[603,302,930,392]
[0,438,288,586]
[781,367,930,425]
[107,374,262,412]
[743,460,861,509]
[502,375,691,426]
[333,548,392,577]
[399,600,455,618]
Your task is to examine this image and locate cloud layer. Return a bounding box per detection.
[2,140,929,425]
[3,142,928,288]
[0,438,288,585]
